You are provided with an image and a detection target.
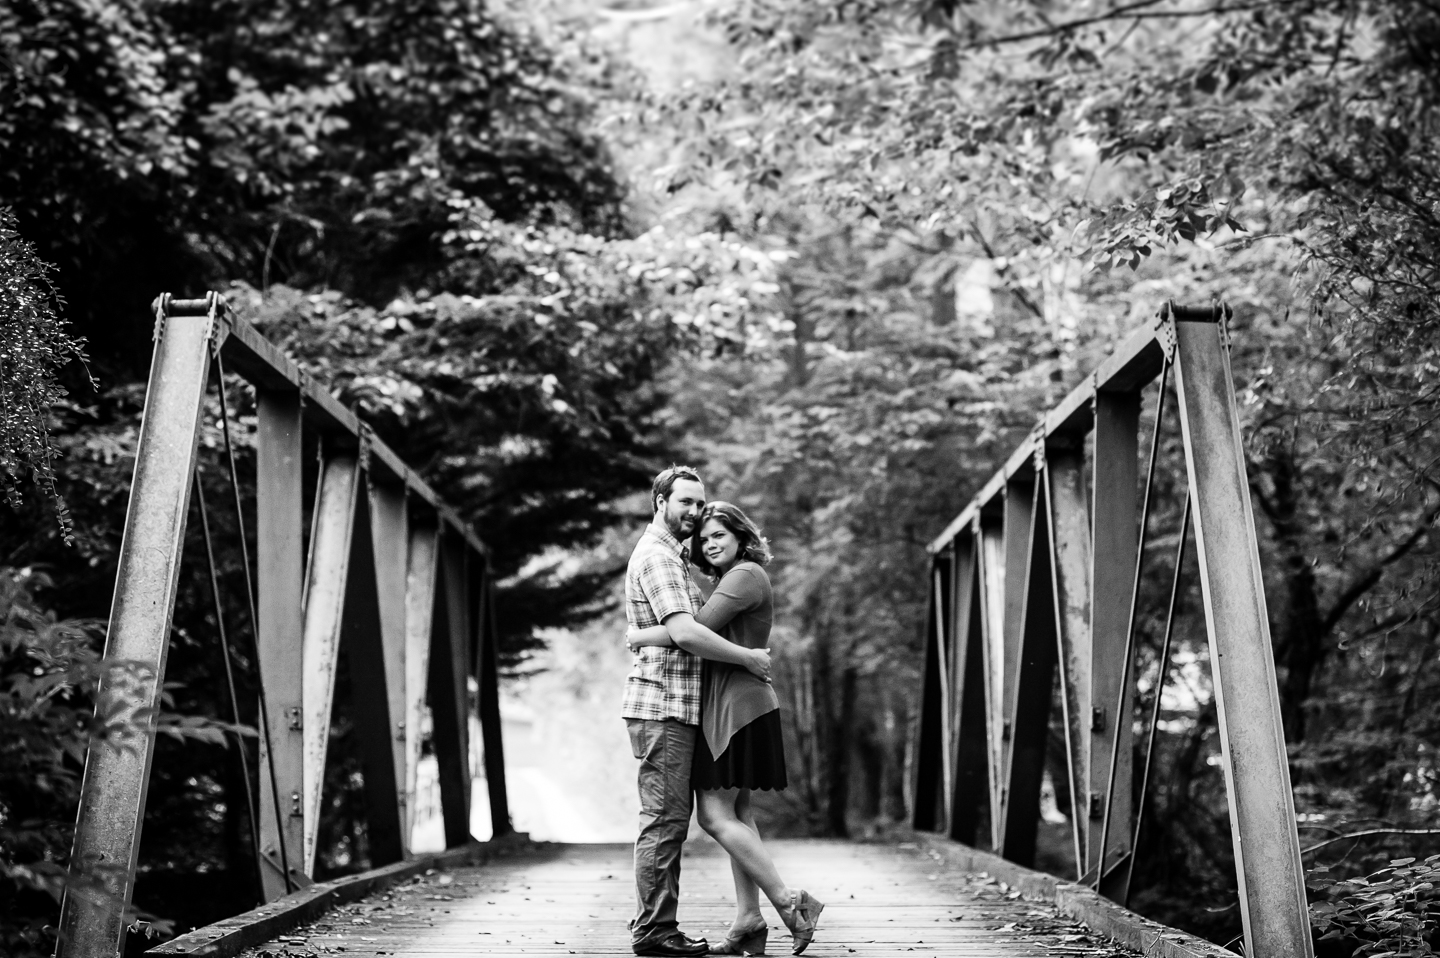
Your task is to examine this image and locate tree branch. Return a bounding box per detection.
[1319,502,1440,636]
[1301,828,1440,856]
[959,0,1294,51]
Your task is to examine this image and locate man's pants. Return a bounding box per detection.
[626,718,697,949]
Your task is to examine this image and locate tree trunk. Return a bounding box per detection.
[824,665,858,837]
[1263,448,1324,742]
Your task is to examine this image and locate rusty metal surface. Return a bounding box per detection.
[1087,392,1139,878]
[1000,480,1058,867]
[256,390,308,900]
[1172,318,1313,958]
[57,310,213,958]
[430,536,473,847]
[474,569,512,838]
[401,524,440,842]
[1045,449,1093,876]
[367,479,410,851]
[300,455,360,874]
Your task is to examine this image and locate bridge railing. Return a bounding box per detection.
[914,302,1314,958]
[57,292,511,958]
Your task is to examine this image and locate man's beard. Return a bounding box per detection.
[665,507,694,538]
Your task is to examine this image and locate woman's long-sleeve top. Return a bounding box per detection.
[694,560,779,760]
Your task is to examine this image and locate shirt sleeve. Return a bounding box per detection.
[695,568,762,634]
[636,552,695,622]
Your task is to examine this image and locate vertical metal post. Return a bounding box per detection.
[947,534,991,846]
[976,515,1007,848]
[299,454,359,874]
[368,479,410,853]
[475,562,512,837]
[402,522,440,844]
[256,390,306,899]
[343,470,405,865]
[57,305,213,958]
[1089,391,1140,886]
[1172,314,1313,958]
[912,566,945,832]
[429,535,473,847]
[1046,445,1093,877]
[932,560,954,829]
[1000,476,1058,867]
[997,475,1035,831]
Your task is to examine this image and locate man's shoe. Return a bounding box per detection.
[634,932,710,956]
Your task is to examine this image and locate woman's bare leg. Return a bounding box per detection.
[729,789,763,927]
[696,788,792,916]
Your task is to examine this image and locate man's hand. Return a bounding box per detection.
[744,648,772,683]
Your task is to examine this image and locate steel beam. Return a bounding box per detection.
[1089,391,1140,883]
[912,570,946,832]
[299,454,359,874]
[933,560,954,827]
[57,308,213,958]
[344,470,405,865]
[403,522,440,843]
[256,390,307,899]
[1172,317,1313,958]
[977,517,1007,848]
[947,534,991,846]
[999,477,1057,867]
[430,536,473,847]
[368,478,411,853]
[998,476,1034,813]
[1045,447,1093,877]
[475,566,512,838]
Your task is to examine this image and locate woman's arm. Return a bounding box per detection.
[694,567,762,634]
[625,623,673,651]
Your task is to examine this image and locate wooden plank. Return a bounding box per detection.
[223,840,1172,958]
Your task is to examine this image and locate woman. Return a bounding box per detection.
[627,502,824,956]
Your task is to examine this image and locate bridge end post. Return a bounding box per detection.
[1172,309,1314,958]
[56,298,216,958]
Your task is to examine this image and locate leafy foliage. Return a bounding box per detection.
[0,208,87,541]
[1311,856,1440,957]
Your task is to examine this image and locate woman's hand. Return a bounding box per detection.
[744,648,773,683]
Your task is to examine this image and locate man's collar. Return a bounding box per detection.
[645,520,689,559]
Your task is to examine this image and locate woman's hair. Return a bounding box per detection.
[689,501,772,577]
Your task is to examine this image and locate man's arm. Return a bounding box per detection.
[662,612,771,681]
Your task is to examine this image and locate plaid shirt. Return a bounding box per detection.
[621,522,704,724]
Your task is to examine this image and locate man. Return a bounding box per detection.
[622,466,772,958]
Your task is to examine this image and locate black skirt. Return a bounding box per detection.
[692,709,788,792]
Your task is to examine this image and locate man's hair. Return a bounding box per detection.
[651,465,703,510]
[690,501,773,577]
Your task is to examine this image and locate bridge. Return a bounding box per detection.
[53,295,1312,958]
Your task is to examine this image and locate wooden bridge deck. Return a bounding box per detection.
[236,839,1135,958]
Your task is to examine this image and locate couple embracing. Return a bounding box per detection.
[620,466,825,958]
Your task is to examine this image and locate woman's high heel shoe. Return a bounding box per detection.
[783,890,824,956]
[709,918,768,955]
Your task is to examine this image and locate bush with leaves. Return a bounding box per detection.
[0,208,87,541]
[1310,856,1440,957]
